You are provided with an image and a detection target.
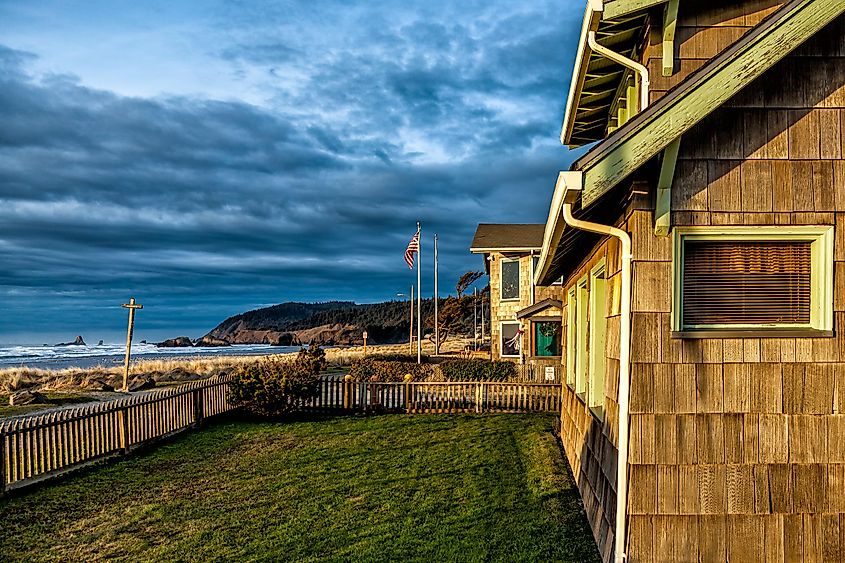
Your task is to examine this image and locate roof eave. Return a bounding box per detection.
[573,0,845,207]
[469,247,542,254]
[560,1,605,147]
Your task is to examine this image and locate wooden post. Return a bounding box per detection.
[118,407,130,455]
[476,382,482,414]
[0,427,6,495]
[403,373,412,413]
[363,331,368,357]
[193,389,204,427]
[121,297,144,392]
[343,375,352,411]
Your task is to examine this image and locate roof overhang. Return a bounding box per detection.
[561,0,661,147]
[469,247,541,254]
[516,298,564,320]
[541,0,845,283]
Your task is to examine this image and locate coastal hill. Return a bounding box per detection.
[202,300,437,346]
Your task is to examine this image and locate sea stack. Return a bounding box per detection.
[55,335,86,346]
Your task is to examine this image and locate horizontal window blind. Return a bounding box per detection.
[682,241,811,326]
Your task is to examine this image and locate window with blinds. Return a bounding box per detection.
[672,226,834,335]
[682,241,811,326]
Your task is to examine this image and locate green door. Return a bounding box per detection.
[534,322,560,357]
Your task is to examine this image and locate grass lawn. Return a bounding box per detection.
[0,414,600,562]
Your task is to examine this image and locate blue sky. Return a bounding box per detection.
[0,0,584,343]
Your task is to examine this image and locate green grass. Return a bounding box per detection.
[0,393,93,418]
[0,414,600,562]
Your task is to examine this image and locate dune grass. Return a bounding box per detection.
[0,413,599,562]
[0,392,93,418]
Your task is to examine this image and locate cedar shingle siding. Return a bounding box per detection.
[554,6,845,562]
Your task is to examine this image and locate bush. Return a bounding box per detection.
[347,358,435,382]
[228,346,325,416]
[438,359,516,382]
[364,353,430,363]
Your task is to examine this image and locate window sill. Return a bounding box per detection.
[588,405,605,422]
[672,329,833,339]
[575,392,586,404]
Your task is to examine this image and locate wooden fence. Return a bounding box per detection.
[1,377,560,494]
[0,375,236,494]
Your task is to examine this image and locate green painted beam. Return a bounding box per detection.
[654,137,681,236]
[603,0,667,20]
[580,0,844,207]
[662,0,679,76]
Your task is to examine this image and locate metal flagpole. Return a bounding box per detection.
[409,285,414,355]
[481,288,485,345]
[473,287,478,351]
[434,233,439,356]
[416,222,422,364]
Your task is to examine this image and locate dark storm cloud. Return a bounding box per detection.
[0,0,583,340]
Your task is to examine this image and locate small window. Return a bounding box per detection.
[566,288,576,387]
[588,261,607,418]
[501,260,520,300]
[575,277,588,397]
[673,227,833,335]
[500,322,522,358]
[534,321,561,357]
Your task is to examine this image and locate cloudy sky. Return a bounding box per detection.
[0,0,584,343]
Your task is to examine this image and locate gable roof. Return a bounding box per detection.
[561,0,658,147]
[469,224,545,253]
[516,298,564,320]
[536,0,845,285]
[575,0,845,207]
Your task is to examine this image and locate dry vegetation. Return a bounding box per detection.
[0,338,481,395]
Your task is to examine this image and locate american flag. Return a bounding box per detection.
[404,228,420,269]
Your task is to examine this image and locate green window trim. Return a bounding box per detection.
[588,260,607,419]
[575,276,589,398]
[566,288,577,388]
[671,226,834,335]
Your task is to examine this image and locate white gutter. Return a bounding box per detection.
[587,30,650,113]
[556,171,632,563]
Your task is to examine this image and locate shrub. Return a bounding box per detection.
[347,358,435,382]
[364,353,430,363]
[229,349,324,416]
[438,359,516,382]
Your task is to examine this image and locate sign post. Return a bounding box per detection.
[363,331,368,357]
[121,297,143,392]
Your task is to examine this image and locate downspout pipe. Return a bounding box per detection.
[557,172,632,563]
[587,31,650,113]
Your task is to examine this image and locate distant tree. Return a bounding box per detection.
[456,271,484,297]
[426,296,474,343]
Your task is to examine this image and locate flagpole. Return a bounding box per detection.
[416,222,422,364]
[409,284,414,355]
[434,233,439,356]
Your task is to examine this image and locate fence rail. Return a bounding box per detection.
[1,377,559,494]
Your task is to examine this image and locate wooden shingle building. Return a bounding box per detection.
[530,0,845,561]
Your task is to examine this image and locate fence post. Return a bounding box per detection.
[118,407,130,455]
[475,383,481,414]
[193,388,205,427]
[403,374,412,413]
[0,427,6,496]
[343,375,352,411]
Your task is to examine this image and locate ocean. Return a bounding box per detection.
[0,342,300,370]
